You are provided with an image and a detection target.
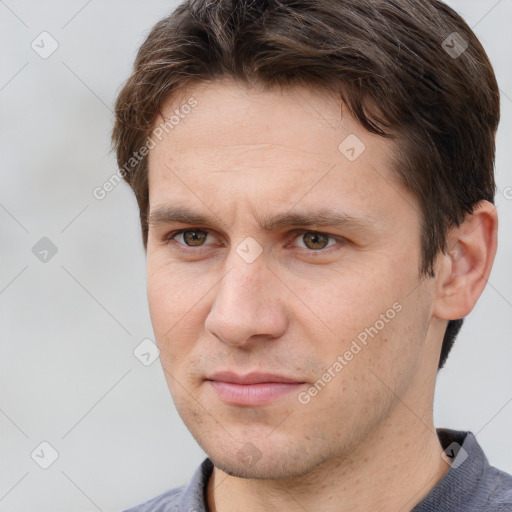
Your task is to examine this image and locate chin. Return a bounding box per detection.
[206,443,326,481]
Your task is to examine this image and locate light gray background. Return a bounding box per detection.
[0,1,511,511]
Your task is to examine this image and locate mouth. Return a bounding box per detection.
[205,371,306,406]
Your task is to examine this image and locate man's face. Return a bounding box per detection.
[146,79,438,479]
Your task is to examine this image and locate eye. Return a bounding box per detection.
[291,231,341,251]
[165,229,216,249]
[163,228,346,255]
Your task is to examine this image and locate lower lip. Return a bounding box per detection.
[207,381,304,406]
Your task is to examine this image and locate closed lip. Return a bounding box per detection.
[206,371,304,384]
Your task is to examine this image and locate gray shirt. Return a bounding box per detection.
[123,429,512,511]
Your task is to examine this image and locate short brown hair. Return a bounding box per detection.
[111,0,500,369]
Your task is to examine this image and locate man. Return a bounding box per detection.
[112,0,511,510]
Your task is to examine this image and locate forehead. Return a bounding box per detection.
[151,78,384,157]
[146,79,418,225]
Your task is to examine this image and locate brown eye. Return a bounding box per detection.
[183,230,207,246]
[172,229,211,247]
[296,231,335,251]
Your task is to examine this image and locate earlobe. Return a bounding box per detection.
[433,200,498,320]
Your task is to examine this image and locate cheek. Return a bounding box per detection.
[148,254,204,322]
[146,258,214,368]
[294,262,423,373]
[293,264,398,337]
[146,261,213,398]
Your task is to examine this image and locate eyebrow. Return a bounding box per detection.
[148,205,377,232]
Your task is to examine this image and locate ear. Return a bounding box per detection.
[432,200,498,320]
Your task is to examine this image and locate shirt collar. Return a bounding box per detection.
[178,429,487,512]
[412,429,487,511]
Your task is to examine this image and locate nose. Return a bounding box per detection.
[204,253,289,348]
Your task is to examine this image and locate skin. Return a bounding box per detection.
[145,77,498,512]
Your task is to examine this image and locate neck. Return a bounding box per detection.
[206,385,449,512]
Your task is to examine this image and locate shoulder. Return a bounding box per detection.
[485,465,512,511]
[121,457,213,512]
[121,485,185,512]
[456,431,512,511]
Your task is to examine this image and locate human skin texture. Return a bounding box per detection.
[145,78,497,512]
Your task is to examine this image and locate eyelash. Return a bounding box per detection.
[162,229,346,255]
